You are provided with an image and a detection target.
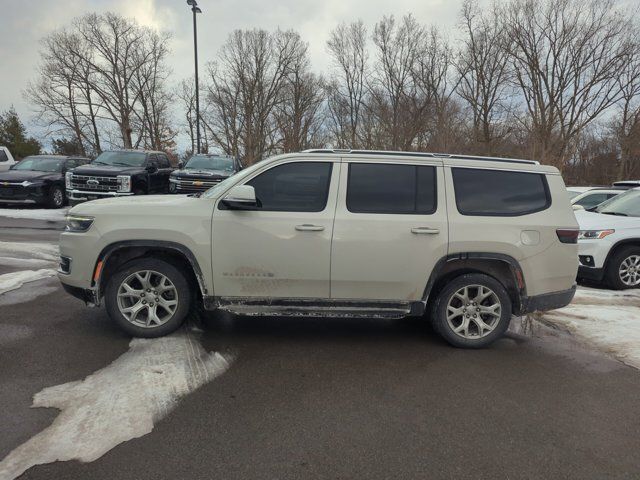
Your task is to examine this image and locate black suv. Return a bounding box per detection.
[0,155,90,208]
[169,154,240,194]
[67,150,173,205]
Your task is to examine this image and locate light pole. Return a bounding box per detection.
[187,0,202,154]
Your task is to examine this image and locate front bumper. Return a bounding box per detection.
[518,284,576,314]
[60,281,100,306]
[0,184,46,204]
[577,265,605,282]
[68,189,134,202]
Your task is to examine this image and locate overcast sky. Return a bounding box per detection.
[1,0,469,148]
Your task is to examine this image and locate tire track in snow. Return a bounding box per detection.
[0,328,232,480]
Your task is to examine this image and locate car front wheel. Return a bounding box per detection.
[431,273,512,348]
[47,185,65,208]
[104,258,192,337]
[606,246,640,290]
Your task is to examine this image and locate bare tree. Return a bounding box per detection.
[205,29,307,165]
[456,0,513,155]
[612,48,640,179]
[504,0,635,169]
[326,21,368,148]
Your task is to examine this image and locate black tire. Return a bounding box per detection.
[605,246,640,290]
[104,257,192,337]
[46,185,65,208]
[431,273,512,349]
[133,188,146,196]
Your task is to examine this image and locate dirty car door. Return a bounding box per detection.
[211,158,339,298]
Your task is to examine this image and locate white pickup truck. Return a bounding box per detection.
[0,147,17,171]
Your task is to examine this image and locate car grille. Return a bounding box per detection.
[70,175,118,192]
[173,177,223,193]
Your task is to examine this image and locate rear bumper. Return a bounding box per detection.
[518,284,576,314]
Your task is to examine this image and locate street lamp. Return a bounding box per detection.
[187,0,202,154]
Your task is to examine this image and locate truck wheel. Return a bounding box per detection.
[105,258,192,337]
[47,186,65,208]
[605,246,640,290]
[431,273,511,348]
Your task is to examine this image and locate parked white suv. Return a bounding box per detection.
[0,146,17,171]
[58,150,579,348]
[576,188,640,289]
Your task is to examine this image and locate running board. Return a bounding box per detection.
[204,296,421,319]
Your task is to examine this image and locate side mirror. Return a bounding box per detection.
[178,161,184,169]
[572,204,585,211]
[221,185,259,210]
[146,164,158,174]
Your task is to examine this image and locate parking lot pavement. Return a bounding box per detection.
[1,215,640,479]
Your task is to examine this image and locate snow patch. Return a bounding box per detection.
[0,207,69,221]
[542,287,640,370]
[0,241,58,262]
[0,269,58,295]
[0,329,232,480]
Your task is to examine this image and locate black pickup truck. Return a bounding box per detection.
[67,150,173,205]
[169,154,240,194]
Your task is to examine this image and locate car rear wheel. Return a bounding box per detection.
[105,258,192,337]
[605,246,640,290]
[431,273,512,348]
[47,185,65,208]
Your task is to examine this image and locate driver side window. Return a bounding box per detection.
[246,162,333,212]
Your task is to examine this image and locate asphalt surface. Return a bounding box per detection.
[1,215,640,479]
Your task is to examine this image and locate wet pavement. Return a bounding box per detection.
[1,215,639,479]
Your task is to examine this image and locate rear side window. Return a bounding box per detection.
[157,154,171,168]
[452,168,550,216]
[247,162,333,212]
[0,151,7,162]
[347,163,437,214]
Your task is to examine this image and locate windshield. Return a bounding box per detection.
[14,157,64,172]
[593,189,640,217]
[92,151,146,167]
[185,155,235,171]
[202,161,261,198]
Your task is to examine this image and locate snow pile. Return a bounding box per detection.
[0,241,59,295]
[0,329,232,480]
[542,287,640,369]
[0,269,57,295]
[0,207,69,221]
[0,241,59,262]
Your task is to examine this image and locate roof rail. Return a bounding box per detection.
[301,149,539,165]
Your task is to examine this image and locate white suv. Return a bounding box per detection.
[58,150,579,348]
[576,188,640,289]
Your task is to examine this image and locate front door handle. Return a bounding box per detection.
[295,224,325,232]
[411,227,440,235]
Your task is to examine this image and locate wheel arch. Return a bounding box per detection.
[422,253,527,315]
[94,240,207,300]
[604,239,640,268]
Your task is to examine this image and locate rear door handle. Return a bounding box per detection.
[295,224,325,232]
[411,227,440,235]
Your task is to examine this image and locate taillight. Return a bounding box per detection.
[556,229,579,244]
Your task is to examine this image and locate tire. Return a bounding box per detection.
[431,273,512,349]
[47,185,65,208]
[133,188,146,196]
[104,257,192,337]
[605,246,640,290]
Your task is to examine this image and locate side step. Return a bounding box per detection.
[205,296,418,319]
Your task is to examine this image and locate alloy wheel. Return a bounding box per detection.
[446,284,502,339]
[619,255,640,287]
[116,270,179,328]
[53,189,64,206]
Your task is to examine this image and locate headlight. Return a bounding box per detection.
[578,229,615,240]
[65,215,94,232]
[169,177,177,183]
[117,175,131,193]
[65,171,72,189]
